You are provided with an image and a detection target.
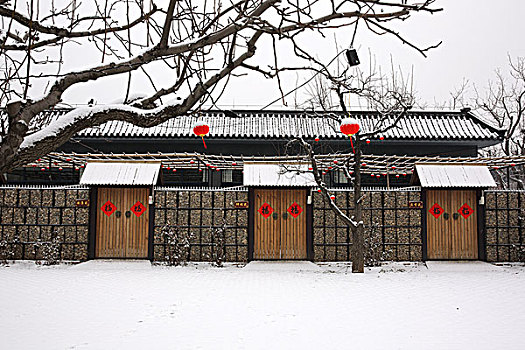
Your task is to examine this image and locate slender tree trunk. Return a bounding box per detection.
[352,134,364,273]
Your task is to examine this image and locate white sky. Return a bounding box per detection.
[56,0,525,109]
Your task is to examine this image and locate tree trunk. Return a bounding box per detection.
[352,134,364,273]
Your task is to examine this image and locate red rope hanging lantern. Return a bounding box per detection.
[339,117,360,153]
[193,121,210,149]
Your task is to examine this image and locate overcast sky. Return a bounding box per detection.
[58,0,525,110]
[214,0,525,109]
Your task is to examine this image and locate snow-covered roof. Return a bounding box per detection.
[243,163,317,187]
[414,164,496,188]
[8,109,503,142]
[80,162,161,185]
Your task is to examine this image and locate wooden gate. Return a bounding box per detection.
[253,188,307,259]
[427,189,478,259]
[96,187,150,258]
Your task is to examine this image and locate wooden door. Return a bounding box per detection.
[253,189,307,260]
[96,187,150,258]
[427,189,478,259]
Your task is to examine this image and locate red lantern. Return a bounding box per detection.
[314,137,320,142]
[366,139,370,144]
[193,121,210,149]
[339,117,360,153]
[379,136,384,140]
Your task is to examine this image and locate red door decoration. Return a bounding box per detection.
[131,201,146,217]
[193,121,210,149]
[258,202,274,218]
[101,200,117,217]
[287,202,303,218]
[458,203,474,219]
[339,117,360,153]
[429,203,444,219]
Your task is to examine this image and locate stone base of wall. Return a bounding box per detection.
[0,187,90,262]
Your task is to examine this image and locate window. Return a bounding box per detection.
[222,169,233,183]
[334,170,349,184]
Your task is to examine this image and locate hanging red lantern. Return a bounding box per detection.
[379,136,384,140]
[314,137,320,142]
[366,139,370,144]
[330,195,335,200]
[339,117,360,153]
[193,121,210,149]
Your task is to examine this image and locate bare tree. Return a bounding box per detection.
[0,0,441,174]
[295,58,414,272]
[475,56,525,188]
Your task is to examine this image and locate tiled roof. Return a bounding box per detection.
[6,108,503,141]
[76,110,502,141]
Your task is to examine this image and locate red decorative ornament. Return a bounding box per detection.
[391,166,396,169]
[403,173,407,176]
[339,117,360,153]
[193,121,210,149]
[376,174,380,178]
[371,173,375,177]
[395,174,400,178]
[317,189,322,193]
[232,162,237,166]
[379,136,384,140]
[172,168,177,172]
[511,163,516,167]
[190,160,195,164]
[314,137,320,142]
[308,167,313,171]
[362,163,366,167]
[59,167,63,171]
[330,195,335,200]
[366,139,370,144]
[334,160,338,164]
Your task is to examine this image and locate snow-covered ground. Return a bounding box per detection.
[1,260,525,350]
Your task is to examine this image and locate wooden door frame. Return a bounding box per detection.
[422,187,486,261]
[248,187,313,261]
[88,185,154,260]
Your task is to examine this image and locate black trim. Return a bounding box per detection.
[148,187,155,261]
[421,188,428,261]
[477,189,486,261]
[88,187,97,259]
[247,187,254,261]
[306,189,314,261]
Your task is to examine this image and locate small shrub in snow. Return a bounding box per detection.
[364,223,391,267]
[34,231,61,266]
[0,240,15,265]
[162,224,194,266]
[208,223,226,267]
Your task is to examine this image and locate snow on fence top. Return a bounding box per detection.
[414,164,496,188]
[80,161,161,186]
